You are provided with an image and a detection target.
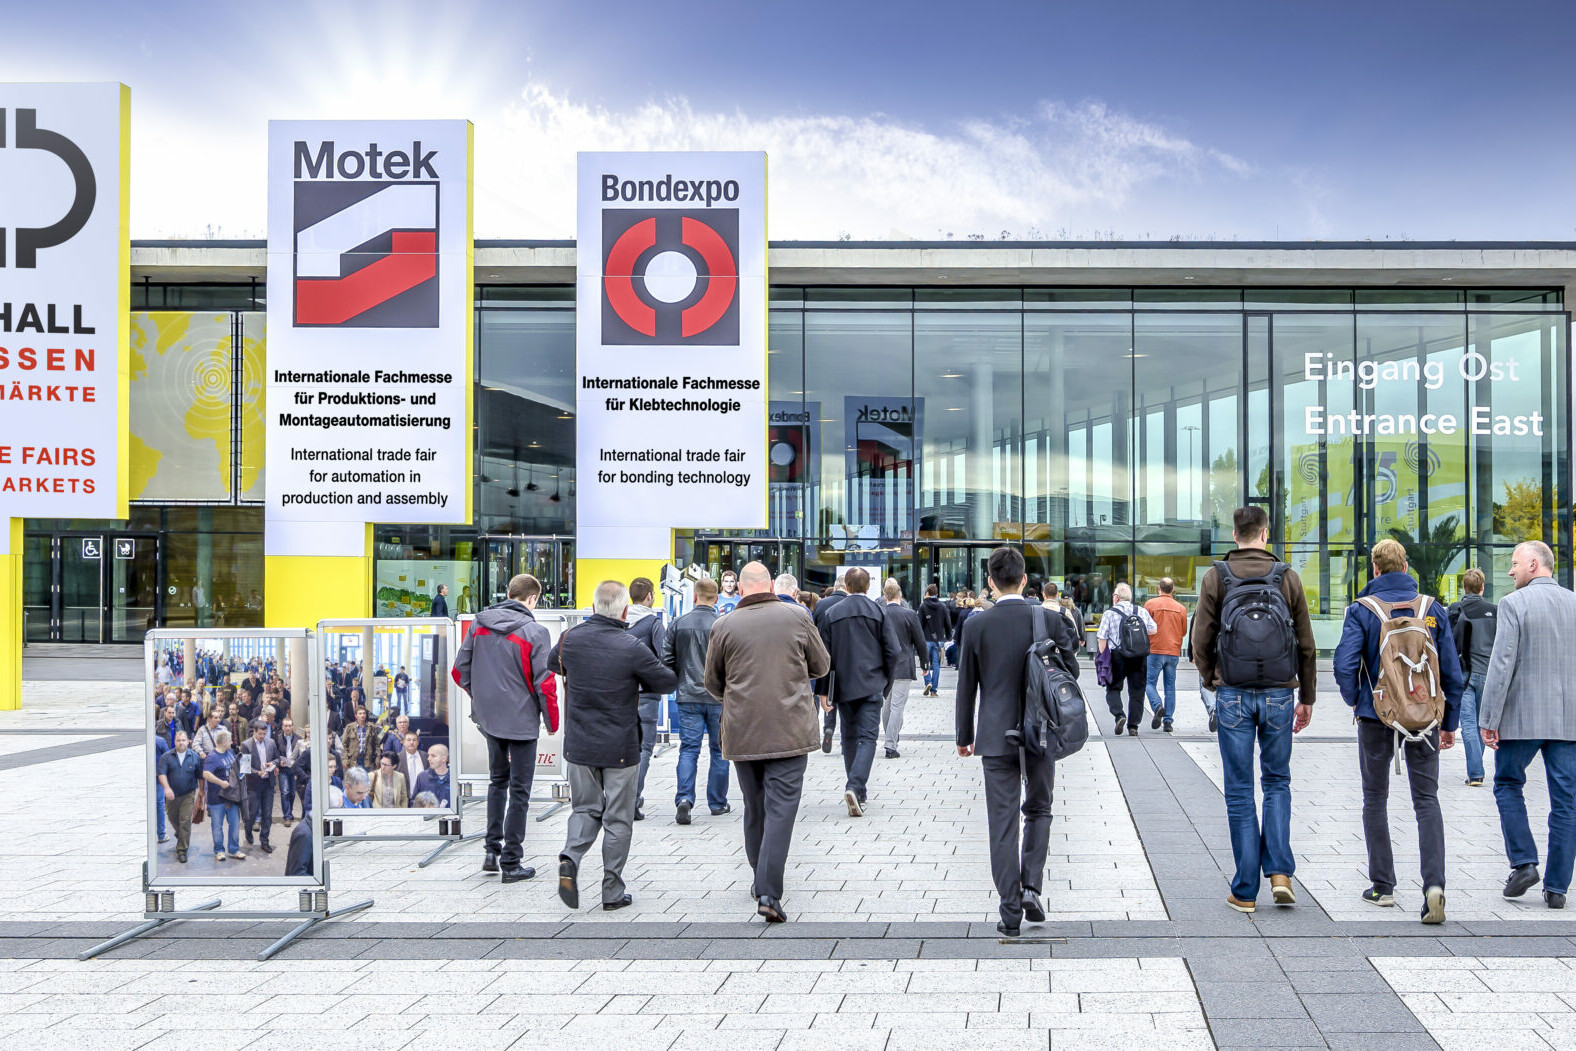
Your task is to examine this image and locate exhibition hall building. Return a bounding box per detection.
[22,240,1573,654]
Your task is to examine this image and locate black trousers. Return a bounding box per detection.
[734,753,808,902]
[485,733,537,868]
[981,750,1055,925]
[1358,718,1445,893]
[1105,653,1147,727]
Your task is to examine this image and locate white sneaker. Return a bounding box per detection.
[844,790,863,817]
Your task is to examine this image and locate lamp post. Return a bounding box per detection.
[1182,425,1200,521]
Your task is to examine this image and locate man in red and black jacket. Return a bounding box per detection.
[454,573,560,883]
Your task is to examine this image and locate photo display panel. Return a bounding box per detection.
[0,83,130,519]
[265,121,473,554]
[146,629,323,888]
[317,619,459,817]
[575,152,769,559]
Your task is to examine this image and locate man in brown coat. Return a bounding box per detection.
[706,561,831,923]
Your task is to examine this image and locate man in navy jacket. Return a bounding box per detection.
[1334,538,1464,923]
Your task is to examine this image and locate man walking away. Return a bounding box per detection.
[812,579,850,752]
[662,576,729,824]
[705,561,831,922]
[918,584,952,696]
[1192,505,1318,914]
[817,567,904,816]
[432,583,450,620]
[1333,538,1463,923]
[956,547,1080,937]
[453,572,559,883]
[1144,578,1189,733]
[776,573,803,605]
[1097,583,1156,736]
[1479,540,1576,910]
[627,577,666,821]
[1453,568,1498,787]
[881,579,929,758]
[550,581,678,911]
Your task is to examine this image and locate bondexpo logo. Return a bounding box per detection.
[290,141,440,328]
[601,208,739,345]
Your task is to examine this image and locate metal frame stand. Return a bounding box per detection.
[323,815,465,869]
[78,862,373,962]
[456,777,571,826]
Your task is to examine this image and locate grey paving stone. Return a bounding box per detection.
[832,939,924,959]
[1299,993,1429,1033]
[882,922,975,940]
[484,939,630,960]
[1185,956,1292,982]
[1194,981,1310,1019]
[1207,1018,1328,1047]
[918,940,1050,960]
[440,922,567,940]
[140,939,277,960]
[1436,936,1576,956]
[614,939,707,960]
[676,922,767,940]
[354,938,503,960]
[1281,968,1389,994]
[1323,1034,1441,1050]
[555,922,686,940]
[694,939,836,960]
[761,923,885,940]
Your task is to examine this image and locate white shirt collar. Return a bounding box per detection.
[996,594,1025,602]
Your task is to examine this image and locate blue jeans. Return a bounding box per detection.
[836,696,883,801]
[1459,673,1486,782]
[1493,739,1576,896]
[675,702,729,811]
[211,800,240,854]
[1145,655,1179,721]
[278,768,296,821]
[156,784,167,839]
[924,643,942,692]
[1216,687,1297,901]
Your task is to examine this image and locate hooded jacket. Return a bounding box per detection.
[918,596,953,643]
[1451,592,1498,679]
[1333,571,1464,730]
[453,599,559,742]
[626,604,666,701]
[549,613,678,768]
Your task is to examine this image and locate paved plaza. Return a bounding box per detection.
[1,657,1572,1049]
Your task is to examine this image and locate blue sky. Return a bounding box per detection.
[4,0,1573,240]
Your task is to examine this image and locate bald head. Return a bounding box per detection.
[738,562,773,595]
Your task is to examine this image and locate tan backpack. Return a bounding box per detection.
[1358,594,1445,767]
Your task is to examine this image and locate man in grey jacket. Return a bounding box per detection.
[661,576,728,824]
[453,573,559,883]
[706,562,831,923]
[1479,540,1576,909]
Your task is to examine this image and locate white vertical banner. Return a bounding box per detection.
[265,121,473,557]
[0,83,130,526]
[576,152,768,560]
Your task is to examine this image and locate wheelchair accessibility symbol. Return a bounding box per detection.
[81,539,101,559]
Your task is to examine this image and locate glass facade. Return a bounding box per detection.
[22,279,1572,651]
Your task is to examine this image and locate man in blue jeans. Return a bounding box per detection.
[1451,568,1498,787]
[817,567,903,816]
[661,576,730,823]
[918,584,952,696]
[1190,506,1318,913]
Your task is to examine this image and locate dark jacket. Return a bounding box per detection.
[884,602,930,680]
[158,747,203,797]
[627,608,667,701]
[1452,592,1498,679]
[705,592,832,761]
[817,594,904,702]
[1191,547,1319,705]
[432,593,450,620]
[1334,572,1465,730]
[453,599,558,741]
[812,590,849,627]
[549,614,678,768]
[956,599,1080,756]
[918,596,953,643]
[662,603,721,706]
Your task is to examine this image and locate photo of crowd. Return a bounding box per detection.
[148,634,320,884]
[319,622,455,815]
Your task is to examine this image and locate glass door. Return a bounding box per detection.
[107,535,161,643]
[22,535,54,643]
[478,536,576,609]
[60,535,104,643]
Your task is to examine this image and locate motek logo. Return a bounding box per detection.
[292,140,440,328]
[601,209,739,346]
[857,404,913,424]
[1,108,96,269]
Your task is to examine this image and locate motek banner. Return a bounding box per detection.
[576,152,768,560]
[0,83,130,521]
[265,121,473,556]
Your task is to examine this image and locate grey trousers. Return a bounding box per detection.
[734,754,808,902]
[561,763,639,903]
[882,679,913,751]
[635,695,660,806]
[1358,718,1445,893]
[981,750,1056,925]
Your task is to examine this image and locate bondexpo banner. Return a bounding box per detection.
[0,83,130,528]
[576,152,768,560]
[265,121,473,556]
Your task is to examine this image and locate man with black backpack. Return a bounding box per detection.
[1096,583,1157,736]
[1333,538,1462,923]
[1452,568,1497,788]
[956,547,1080,937]
[1192,506,1318,914]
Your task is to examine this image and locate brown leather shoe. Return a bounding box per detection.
[1271,875,1295,905]
[1226,895,1256,914]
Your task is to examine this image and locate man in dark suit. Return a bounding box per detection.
[242,719,280,854]
[811,580,851,753]
[817,568,903,816]
[880,578,929,758]
[956,547,1079,937]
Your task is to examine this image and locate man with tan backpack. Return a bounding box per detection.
[1334,538,1465,923]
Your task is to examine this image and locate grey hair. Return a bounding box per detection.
[775,573,799,593]
[412,792,439,808]
[1517,540,1556,572]
[213,729,231,748]
[345,766,371,791]
[882,578,902,601]
[1113,582,1133,603]
[592,580,630,618]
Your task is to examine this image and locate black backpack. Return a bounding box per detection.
[1213,560,1299,688]
[1114,605,1151,659]
[1020,608,1088,760]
